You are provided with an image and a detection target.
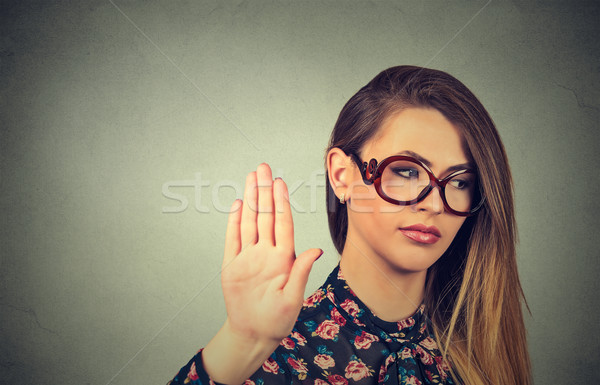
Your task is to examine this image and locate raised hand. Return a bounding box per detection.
[203,163,322,384]
[221,163,323,342]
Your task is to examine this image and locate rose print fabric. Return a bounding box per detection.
[169,265,456,385]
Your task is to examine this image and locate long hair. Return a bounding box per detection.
[324,66,531,384]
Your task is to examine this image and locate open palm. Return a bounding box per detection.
[221,163,322,344]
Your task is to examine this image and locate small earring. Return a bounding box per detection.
[339,193,345,204]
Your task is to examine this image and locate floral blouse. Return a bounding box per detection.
[169,265,456,385]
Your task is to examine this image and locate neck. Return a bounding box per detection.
[339,238,427,322]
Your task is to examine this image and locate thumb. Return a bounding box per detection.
[284,248,323,299]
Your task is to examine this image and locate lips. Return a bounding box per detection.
[399,224,441,244]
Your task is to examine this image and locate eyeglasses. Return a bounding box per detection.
[349,152,485,216]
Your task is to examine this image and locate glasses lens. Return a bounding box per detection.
[380,160,480,214]
[444,172,478,213]
[380,160,430,202]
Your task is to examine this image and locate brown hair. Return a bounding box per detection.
[325,66,531,384]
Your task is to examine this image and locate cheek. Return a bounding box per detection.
[347,182,405,214]
[348,185,404,233]
[347,183,376,212]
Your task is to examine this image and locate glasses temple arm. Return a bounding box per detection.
[348,152,374,185]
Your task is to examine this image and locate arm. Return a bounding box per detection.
[170,164,322,385]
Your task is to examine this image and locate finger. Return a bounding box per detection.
[240,171,258,247]
[274,178,294,251]
[223,199,242,266]
[256,163,274,245]
[284,248,323,299]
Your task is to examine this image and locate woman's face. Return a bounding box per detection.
[344,107,470,274]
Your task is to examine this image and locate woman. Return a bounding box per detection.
[169,66,531,384]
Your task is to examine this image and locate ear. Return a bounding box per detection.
[326,147,353,201]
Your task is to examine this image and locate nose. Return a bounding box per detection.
[413,186,444,215]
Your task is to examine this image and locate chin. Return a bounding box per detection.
[392,264,434,275]
[384,256,439,275]
[382,248,442,274]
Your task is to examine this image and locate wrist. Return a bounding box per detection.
[202,319,281,384]
[221,318,281,351]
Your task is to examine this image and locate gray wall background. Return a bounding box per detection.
[1,1,599,384]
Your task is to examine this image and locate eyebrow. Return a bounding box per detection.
[394,150,473,173]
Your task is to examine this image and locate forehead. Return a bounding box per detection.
[362,107,470,168]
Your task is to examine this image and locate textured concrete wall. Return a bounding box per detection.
[1,1,598,384]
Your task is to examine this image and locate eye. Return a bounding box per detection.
[391,167,419,179]
[448,178,471,190]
